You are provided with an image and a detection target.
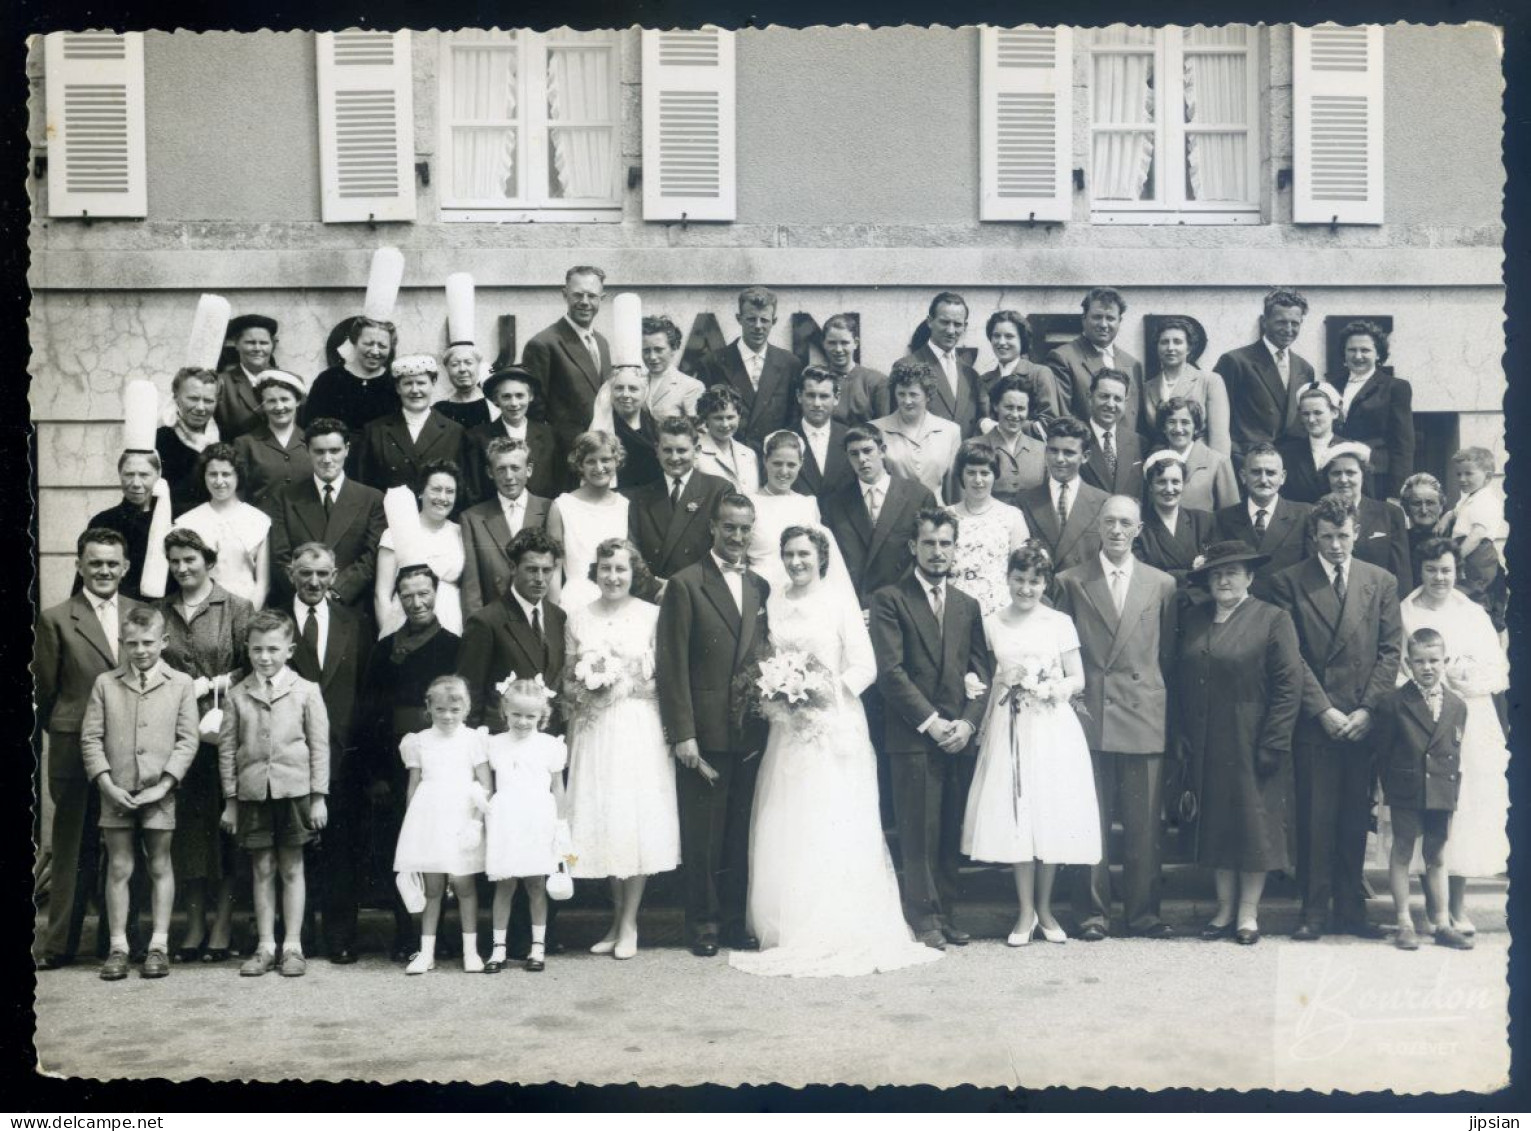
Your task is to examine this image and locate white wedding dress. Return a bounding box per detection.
[730,585,942,978]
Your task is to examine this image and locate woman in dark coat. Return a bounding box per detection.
[232,371,312,505]
[1333,319,1414,500]
[1136,450,1216,598]
[360,563,461,960]
[1175,540,1303,946]
[159,527,252,962]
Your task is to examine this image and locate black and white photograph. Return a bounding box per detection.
[19,15,1520,1101]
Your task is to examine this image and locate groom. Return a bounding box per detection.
[656,492,771,957]
[870,508,992,949]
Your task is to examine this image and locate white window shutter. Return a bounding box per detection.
[979,25,1072,223]
[43,32,147,219]
[1293,24,1384,225]
[641,28,736,221]
[316,30,416,223]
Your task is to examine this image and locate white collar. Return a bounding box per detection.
[315,473,345,496]
[667,469,693,491]
[89,591,119,612]
[1248,496,1277,519]
[711,551,744,575]
[916,571,945,594]
[1263,337,1290,361]
[1092,341,1116,360]
[498,490,525,511]
[1345,369,1375,389]
[1099,552,1134,580]
[1320,556,1349,583]
[801,418,831,437]
[1091,420,1116,443]
[737,340,768,364]
[499,417,527,437]
[510,587,543,622]
[293,597,328,622]
[860,473,891,497]
[564,315,596,341]
[1049,475,1078,502]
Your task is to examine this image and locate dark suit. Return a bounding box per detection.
[1080,424,1145,498]
[464,418,559,504]
[458,493,552,619]
[214,365,266,441]
[1375,683,1467,813]
[656,556,771,943]
[1212,341,1316,469]
[1267,557,1402,928]
[613,411,664,489]
[870,574,992,933]
[1135,506,1215,590]
[522,319,610,457]
[1017,479,1111,580]
[352,410,471,496]
[1046,336,1145,431]
[896,345,984,438]
[821,477,937,608]
[289,600,373,954]
[1335,369,1415,499]
[832,365,890,426]
[1275,437,1332,506]
[458,595,567,730]
[1055,559,1179,932]
[626,471,731,586]
[267,477,387,608]
[74,500,153,600]
[34,591,145,959]
[1213,497,1314,600]
[791,422,855,499]
[1352,496,1412,596]
[697,341,803,446]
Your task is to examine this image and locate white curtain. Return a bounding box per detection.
[1184,29,1248,202]
[450,44,518,200]
[546,46,616,199]
[1091,31,1155,201]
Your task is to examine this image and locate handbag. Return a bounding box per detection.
[197,681,224,745]
[1166,754,1198,827]
[546,818,575,900]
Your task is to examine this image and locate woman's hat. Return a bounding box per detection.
[227,313,279,339]
[392,354,439,380]
[186,294,232,371]
[254,370,306,399]
[1317,440,1372,471]
[362,246,406,322]
[1187,540,1270,584]
[1142,448,1187,477]
[446,272,475,348]
[483,365,538,402]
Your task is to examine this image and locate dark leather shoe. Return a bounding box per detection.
[524,955,546,972]
[723,929,760,951]
[1338,920,1388,940]
[1235,928,1261,946]
[99,950,130,981]
[1133,922,1176,940]
[1201,921,1236,941]
[1078,923,1108,942]
[140,948,170,978]
[483,958,504,974]
[37,953,75,971]
[938,921,970,946]
[390,944,415,964]
[328,948,359,965]
[690,940,719,958]
[173,945,203,964]
[916,929,947,951]
[1292,922,1323,942]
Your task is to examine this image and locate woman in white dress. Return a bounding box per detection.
[374,460,466,637]
[746,432,856,602]
[695,384,761,495]
[963,542,1101,947]
[563,538,679,961]
[175,442,272,608]
[731,526,942,978]
[1400,537,1510,934]
[546,431,631,611]
[945,440,1030,616]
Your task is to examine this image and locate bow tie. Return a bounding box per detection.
[718,560,747,575]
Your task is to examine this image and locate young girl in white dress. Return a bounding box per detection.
[563,539,679,961]
[962,542,1101,947]
[484,676,568,974]
[546,431,631,612]
[393,675,493,974]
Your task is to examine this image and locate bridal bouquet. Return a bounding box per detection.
[751,646,838,741]
[996,657,1071,713]
[561,642,632,725]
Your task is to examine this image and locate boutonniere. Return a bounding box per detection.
[686,501,700,514]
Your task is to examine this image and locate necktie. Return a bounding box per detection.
[266,678,276,698]
[1332,565,1347,604]
[1110,569,1127,614]
[866,486,882,526]
[139,671,148,691]
[583,332,601,373]
[99,600,118,663]
[1253,507,1268,539]
[1056,481,1070,527]
[930,584,945,631]
[322,483,334,517]
[669,477,682,510]
[1423,687,1442,722]
[1102,428,1117,478]
[530,604,543,642]
[747,353,762,390]
[1275,348,1289,379]
[303,605,319,656]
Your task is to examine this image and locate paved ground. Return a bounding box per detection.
[32,885,1510,1093]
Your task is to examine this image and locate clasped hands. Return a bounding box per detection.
[192,673,235,699]
[1319,706,1372,741]
[929,717,975,754]
[97,774,174,812]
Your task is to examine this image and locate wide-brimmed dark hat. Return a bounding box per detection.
[1187,540,1270,584]
[227,313,279,338]
[484,366,541,401]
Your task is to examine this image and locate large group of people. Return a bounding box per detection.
[34,270,1510,988]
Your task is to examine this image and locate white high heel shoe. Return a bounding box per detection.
[405,951,435,975]
[590,936,619,956]
[1007,913,1039,947]
[1038,919,1068,944]
[614,927,638,961]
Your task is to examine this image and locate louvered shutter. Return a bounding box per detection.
[641,28,736,221]
[1293,24,1384,225]
[43,32,146,219]
[316,30,417,223]
[979,25,1073,222]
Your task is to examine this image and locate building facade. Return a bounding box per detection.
[28,24,1505,606]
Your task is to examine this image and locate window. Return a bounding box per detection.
[1088,25,1260,225]
[438,29,622,221]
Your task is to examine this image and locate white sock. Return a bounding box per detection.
[148,932,169,952]
[258,937,278,955]
[493,928,508,946]
[419,934,436,959]
[282,939,304,957]
[531,926,547,947]
[109,933,129,954]
[462,931,478,954]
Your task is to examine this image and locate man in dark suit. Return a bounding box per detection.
[895,292,984,438]
[1046,287,1145,429]
[266,418,387,610]
[870,508,993,949]
[1267,495,1402,941]
[460,438,551,619]
[655,493,772,956]
[1212,288,1320,475]
[696,286,803,446]
[1078,369,1145,499]
[1213,442,1313,599]
[821,423,937,609]
[1017,417,1111,581]
[626,416,731,594]
[792,365,854,499]
[464,368,560,503]
[521,266,611,465]
[1055,496,1180,940]
[35,528,145,968]
[285,543,373,963]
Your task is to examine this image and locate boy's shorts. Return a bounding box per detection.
[99,789,176,831]
[237,796,315,849]
[1391,806,1451,844]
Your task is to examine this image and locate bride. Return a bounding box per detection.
[729,525,942,978]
